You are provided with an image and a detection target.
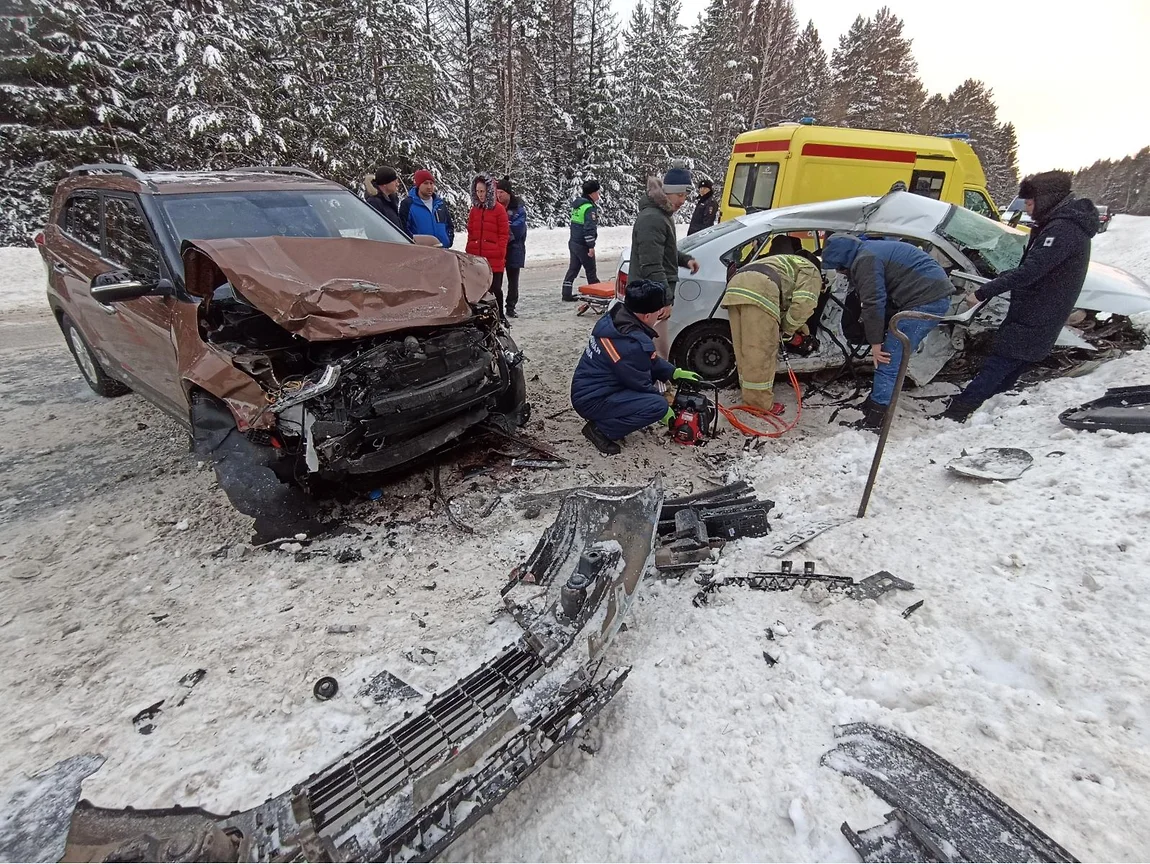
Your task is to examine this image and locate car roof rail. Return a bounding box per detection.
[69,163,153,185]
[232,165,325,181]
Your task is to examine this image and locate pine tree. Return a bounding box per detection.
[828,7,923,132]
[688,0,755,179]
[620,0,699,199]
[746,0,800,129]
[790,20,828,121]
[0,0,156,244]
[157,0,286,169]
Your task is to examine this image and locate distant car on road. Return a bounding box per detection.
[1096,204,1111,233]
[613,191,1150,388]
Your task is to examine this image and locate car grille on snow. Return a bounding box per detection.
[305,643,542,836]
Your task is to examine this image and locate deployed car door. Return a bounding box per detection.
[100,194,183,415]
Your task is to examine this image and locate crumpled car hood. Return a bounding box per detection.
[182,236,493,341]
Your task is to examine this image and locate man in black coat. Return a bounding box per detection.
[365,166,406,234]
[943,171,1099,422]
[687,176,719,235]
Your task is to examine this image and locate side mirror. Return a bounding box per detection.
[91,275,173,304]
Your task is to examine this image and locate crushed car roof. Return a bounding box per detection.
[182,237,494,341]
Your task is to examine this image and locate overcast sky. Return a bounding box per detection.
[636,0,1150,176]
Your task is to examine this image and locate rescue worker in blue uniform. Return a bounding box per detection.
[570,280,701,455]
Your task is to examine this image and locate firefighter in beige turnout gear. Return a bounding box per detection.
[720,254,822,411]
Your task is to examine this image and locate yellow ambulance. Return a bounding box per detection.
[720,121,999,222]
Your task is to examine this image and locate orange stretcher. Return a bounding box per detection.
[576,281,616,316]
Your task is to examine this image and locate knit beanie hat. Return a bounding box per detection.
[623,279,668,315]
[413,169,435,188]
[374,166,398,188]
[497,176,514,194]
[663,160,692,195]
[582,179,601,197]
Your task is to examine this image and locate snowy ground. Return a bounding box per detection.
[1,218,1149,861]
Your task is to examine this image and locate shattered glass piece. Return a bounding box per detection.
[359,670,421,705]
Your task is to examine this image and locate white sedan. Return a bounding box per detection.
[613,192,1150,386]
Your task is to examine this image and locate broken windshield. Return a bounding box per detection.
[937,205,1027,277]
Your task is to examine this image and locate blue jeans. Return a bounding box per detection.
[870,296,951,405]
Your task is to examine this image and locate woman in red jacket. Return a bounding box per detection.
[466,174,510,319]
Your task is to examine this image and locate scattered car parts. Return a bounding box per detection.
[312,677,339,701]
[763,517,850,558]
[823,723,1078,863]
[947,447,1035,481]
[1059,385,1150,434]
[54,482,663,863]
[693,562,914,606]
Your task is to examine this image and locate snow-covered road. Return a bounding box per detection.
[1,218,1149,861]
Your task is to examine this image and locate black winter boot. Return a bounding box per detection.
[939,398,976,423]
[858,397,887,431]
[582,421,621,456]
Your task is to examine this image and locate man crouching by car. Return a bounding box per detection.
[571,280,702,455]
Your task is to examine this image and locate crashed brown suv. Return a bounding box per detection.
[38,164,528,534]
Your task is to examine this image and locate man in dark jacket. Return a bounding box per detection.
[822,234,953,429]
[570,280,702,455]
[942,172,1099,422]
[399,169,454,248]
[630,162,700,357]
[687,176,719,235]
[562,180,601,301]
[365,166,405,234]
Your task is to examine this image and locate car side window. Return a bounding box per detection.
[963,189,994,218]
[103,196,162,283]
[62,194,101,250]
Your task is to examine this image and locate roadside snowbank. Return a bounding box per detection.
[0,247,46,312]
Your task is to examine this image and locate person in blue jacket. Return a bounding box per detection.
[398,168,454,248]
[821,234,953,429]
[571,280,702,455]
[496,176,527,318]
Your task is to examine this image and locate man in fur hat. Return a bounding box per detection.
[942,171,1099,421]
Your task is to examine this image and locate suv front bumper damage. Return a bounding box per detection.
[54,483,662,863]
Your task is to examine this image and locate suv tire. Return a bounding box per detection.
[60,314,130,397]
[671,319,738,388]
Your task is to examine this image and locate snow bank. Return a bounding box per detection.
[1093,215,1150,280]
[454,224,641,266]
[0,247,47,312]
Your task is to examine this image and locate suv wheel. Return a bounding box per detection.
[60,314,130,397]
[671,320,738,388]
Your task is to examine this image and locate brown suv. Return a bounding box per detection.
[38,164,528,535]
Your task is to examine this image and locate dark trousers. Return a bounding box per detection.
[562,241,598,298]
[505,267,520,312]
[575,390,669,441]
[954,353,1031,410]
[490,271,505,318]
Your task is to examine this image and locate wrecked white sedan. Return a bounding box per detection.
[614,192,1150,386]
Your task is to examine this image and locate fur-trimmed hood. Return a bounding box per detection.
[638,175,673,214]
[470,174,497,210]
